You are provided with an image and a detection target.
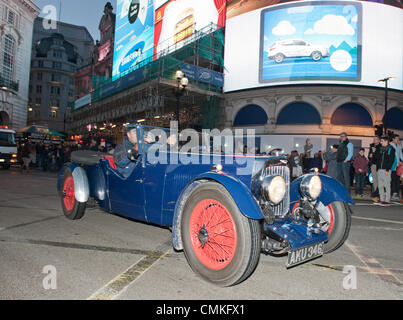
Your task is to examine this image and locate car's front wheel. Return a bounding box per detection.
[181,182,261,287]
[318,201,351,253]
[311,51,322,61]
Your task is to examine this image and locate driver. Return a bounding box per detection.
[113,126,139,177]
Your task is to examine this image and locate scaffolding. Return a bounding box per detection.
[91,23,225,103]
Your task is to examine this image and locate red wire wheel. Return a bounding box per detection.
[291,202,335,234]
[291,201,350,254]
[63,176,75,212]
[60,168,86,220]
[188,199,237,270]
[181,181,261,286]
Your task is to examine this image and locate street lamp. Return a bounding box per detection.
[174,69,188,127]
[378,76,394,135]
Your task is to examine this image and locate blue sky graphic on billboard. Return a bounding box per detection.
[112,0,155,80]
[259,2,362,83]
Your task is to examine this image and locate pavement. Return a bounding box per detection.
[0,167,402,301]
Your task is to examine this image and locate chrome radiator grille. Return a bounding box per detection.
[263,165,290,218]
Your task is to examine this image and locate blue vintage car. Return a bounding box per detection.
[57,125,353,286]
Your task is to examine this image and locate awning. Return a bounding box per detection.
[16,125,65,137]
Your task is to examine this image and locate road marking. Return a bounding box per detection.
[351,216,403,225]
[354,202,403,206]
[0,236,155,255]
[346,241,402,288]
[0,216,61,232]
[87,240,172,300]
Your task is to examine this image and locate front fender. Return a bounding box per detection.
[57,163,89,203]
[171,172,264,251]
[290,173,354,207]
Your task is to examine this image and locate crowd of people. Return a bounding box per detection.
[17,138,115,174]
[287,132,403,206]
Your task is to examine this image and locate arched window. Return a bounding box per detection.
[331,103,373,126]
[233,104,268,126]
[383,107,403,130]
[277,102,321,125]
[2,34,15,82]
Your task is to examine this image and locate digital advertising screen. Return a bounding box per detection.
[224,0,403,92]
[153,0,226,57]
[112,0,155,80]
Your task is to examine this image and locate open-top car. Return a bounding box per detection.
[57,125,353,286]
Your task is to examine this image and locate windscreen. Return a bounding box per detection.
[0,132,16,147]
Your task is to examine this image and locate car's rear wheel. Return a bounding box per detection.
[274,53,285,63]
[311,51,322,61]
[61,168,86,220]
[181,182,261,287]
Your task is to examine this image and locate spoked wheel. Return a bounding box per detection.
[292,201,350,253]
[181,182,261,287]
[61,168,86,220]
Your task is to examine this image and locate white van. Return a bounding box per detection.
[0,126,18,169]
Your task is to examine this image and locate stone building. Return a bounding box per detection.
[27,17,93,132]
[0,0,39,130]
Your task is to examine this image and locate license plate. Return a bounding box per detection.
[286,242,324,268]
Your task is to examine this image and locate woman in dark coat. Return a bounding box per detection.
[323,145,338,179]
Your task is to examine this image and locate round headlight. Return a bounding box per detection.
[262,175,286,204]
[300,175,322,200]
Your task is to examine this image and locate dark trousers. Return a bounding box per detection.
[355,173,365,195]
[337,161,351,192]
[391,171,400,195]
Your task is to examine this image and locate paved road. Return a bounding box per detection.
[0,168,402,301]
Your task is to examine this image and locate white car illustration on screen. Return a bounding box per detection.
[268,39,329,63]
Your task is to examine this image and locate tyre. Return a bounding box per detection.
[311,51,322,61]
[181,182,261,287]
[292,201,351,253]
[61,168,86,220]
[274,53,284,63]
[316,201,351,253]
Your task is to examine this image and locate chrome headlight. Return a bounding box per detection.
[300,175,322,200]
[261,175,286,205]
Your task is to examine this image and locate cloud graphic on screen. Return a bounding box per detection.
[311,14,355,35]
[272,20,296,36]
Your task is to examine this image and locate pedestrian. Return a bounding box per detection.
[21,141,30,174]
[289,150,303,179]
[374,136,396,206]
[323,144,338,179]
[42,145,50,171]
[352,148,369,198]
[311,153,322,171]
[336,132,354,192]
[28,141,36,168]
[304,139,313,158]
[368,136,381,200]
[390,134,403,201]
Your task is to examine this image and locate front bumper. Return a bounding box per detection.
[264,216,328,251]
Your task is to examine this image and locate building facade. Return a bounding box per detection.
[27,17,93,133]
[0,0,39,130]
[223,85,403,154]
[74,2,115,100]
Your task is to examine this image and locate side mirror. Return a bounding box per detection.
[127,148,139,162]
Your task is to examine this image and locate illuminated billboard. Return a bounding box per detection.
[153,0,226,57]
[112,0,155,80]
[224,0,403,92]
